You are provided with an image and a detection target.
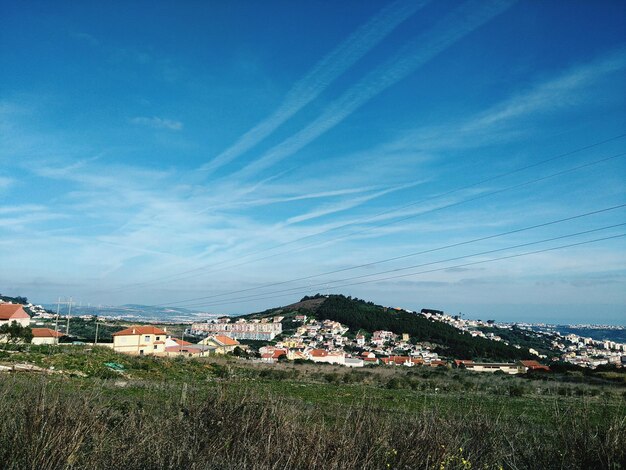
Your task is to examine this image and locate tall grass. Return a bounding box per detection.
[0,375,624,469]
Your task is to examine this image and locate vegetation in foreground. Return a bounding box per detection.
[0,347,625,469]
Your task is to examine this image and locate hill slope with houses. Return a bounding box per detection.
[241,294,549,362]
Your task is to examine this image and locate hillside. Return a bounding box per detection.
[0,293,52,316]
[245,294,536,361]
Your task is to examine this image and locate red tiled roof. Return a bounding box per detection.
[520,360,550,371]
[310,349,328,357]
[173,338,192,346]
[0,304,30,320]
[381,356,412,365]
[31,327,63,338]
[214,335,239,346]
[112,325,167,336]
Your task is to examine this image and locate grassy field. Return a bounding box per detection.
[0,346,625,469]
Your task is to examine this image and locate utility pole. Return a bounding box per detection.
[54,297,61,339]
[94,316,99,346]
[65,297,73,336]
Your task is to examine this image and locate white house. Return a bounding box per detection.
[112,325,168,356]
[0,304,31,328]
[31,328,63,345]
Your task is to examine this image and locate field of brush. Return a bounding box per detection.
[0,346,624,469]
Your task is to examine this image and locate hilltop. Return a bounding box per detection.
[242,294,545,361]
[0,293,52,317]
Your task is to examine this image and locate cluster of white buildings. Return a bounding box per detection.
[190,317,282,341]
[419,308,626,369]
[553,332,626,368]
[254,316,444,368]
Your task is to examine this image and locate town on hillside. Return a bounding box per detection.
[2,296,625,374]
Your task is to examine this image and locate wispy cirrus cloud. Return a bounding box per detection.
[235,0,515,179]
[282,180,427,226]
[131,116,183,131]
[333,47,626,165]
[462,48,626,133]
[199,0,430,174]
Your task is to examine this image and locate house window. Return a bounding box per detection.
[139,350,144,355]
[156,336,160,341]
[144,335,150,342]
[154,345,158,349]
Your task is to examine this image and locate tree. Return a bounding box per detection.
[0,321,33,345]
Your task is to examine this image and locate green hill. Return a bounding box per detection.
[247,294,535,361]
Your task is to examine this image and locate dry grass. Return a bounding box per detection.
[0,375,624,469]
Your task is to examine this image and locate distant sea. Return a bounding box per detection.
[553,327,626,343]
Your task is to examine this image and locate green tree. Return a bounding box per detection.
[0,321,33,345]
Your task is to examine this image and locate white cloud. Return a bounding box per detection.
[131,116,183,131]
[236,0,516,179]
[199,0,429,174]
[0,176,14,190]
[462,48,626,133]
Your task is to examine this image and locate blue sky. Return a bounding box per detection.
[1,0,625,324]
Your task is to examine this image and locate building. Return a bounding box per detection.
[459,361,524,375]
[520,360,550,372]
[112,325,168,356]
[344,357,364,368]
[191,320,282,340]
[165,344,214,357]
[380,356,423,367]
[261,349,287,363]
[31,328,63,345]
[307,349,344,365]
[0,304,31,328]
[198,335,240,354]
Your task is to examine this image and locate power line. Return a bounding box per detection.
[167,224,626,309]
[172,232,626,309]
[101,137,626,294]
[157,203,626,307]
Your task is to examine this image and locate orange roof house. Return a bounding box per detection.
[112,325,168,356]
[0,304,31,327]
[307,349,344,364]
[31,328,62,338]
[310,349,329,357]
[31,328,63,345]
[213,335,239,346]
[112,325,167,336]
[172,338,192,346]
[198,334,240,354]
[520,360,550,372]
